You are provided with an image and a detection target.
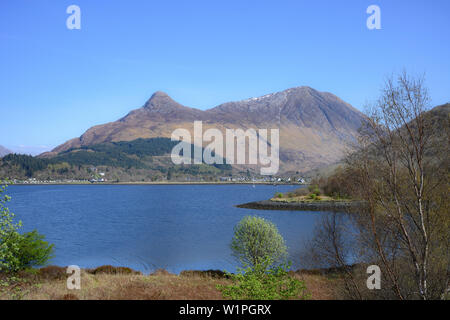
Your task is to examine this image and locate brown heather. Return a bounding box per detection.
[0,266,338,300]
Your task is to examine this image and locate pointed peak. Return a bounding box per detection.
[144,91,184,112]
[150,91,170,99]
[145,91,173,107]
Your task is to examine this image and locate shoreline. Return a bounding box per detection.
[235,199,363,212]
[10,181,304,186]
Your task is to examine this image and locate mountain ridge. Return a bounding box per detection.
[46,86,366,173]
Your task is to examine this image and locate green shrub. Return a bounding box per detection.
[308,184,321,196]
[14,230,54,270]
[275,192,283,198]
[0,182,53,273]
[0,183,22,272]
[231,216,287,269]
[218,260,309,300]
[309,193,316,200]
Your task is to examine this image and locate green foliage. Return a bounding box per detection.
[55,149,146,168]
[1,137,231,178]
[308,184,321,196]
[0,182,53,273]
[0,182,22,271]
[275,192,283,198]
[231,216,287,269]
[82,137,179,157]
[1,154,50,177]
[14,230,54,270]
[167,168,173,180]
[218,260,309,300]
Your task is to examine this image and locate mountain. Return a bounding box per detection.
[47,87,365,173]
[0,145,12,157]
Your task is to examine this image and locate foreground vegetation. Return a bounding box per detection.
[0,265,338,300]
[0,183,53,273]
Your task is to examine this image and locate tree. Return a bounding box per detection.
[231,216,287,268]
[0,182,22,271]
[0,182,54,272]
[224,217,306,300]
[14,230,54,270]
[354,72,449,299]
[305,72,449,300]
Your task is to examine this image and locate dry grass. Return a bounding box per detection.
[0,266,337,300]
[270,195,335,203]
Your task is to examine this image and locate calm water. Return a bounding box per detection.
[7,184,325,273]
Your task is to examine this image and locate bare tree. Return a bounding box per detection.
[304,72,449,300]
[350,72,449,299]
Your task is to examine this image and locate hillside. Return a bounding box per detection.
[300,102,450,180]
[47,87,365,173]
[0,138,231,182]
[0,145,12,157]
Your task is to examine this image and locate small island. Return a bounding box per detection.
[236,185,363,212]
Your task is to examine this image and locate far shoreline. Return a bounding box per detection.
[10,181,305,186]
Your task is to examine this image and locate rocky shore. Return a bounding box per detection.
[236,200,364,212]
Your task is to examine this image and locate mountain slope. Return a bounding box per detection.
[0,145,12,157]
[1,138,231,181]
[48,87,365,173]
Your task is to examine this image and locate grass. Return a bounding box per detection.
[270,194,338,203]
[0,266,338,300]
[270,188,352,203]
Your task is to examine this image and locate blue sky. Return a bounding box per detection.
[1,0,449,154]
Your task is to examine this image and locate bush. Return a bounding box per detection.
[14,230,54,270]
[231,216,287,269]
[218,260,309,300]
[308,184,321,196]
[0,183,53,273]
[0,183,22,272]
[275,192,283,198]
[88,265,141,275]
[38,265,67,280]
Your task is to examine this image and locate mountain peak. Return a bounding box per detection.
[51,86,365,172]
[144,91,182,111]
[150,91,170,99]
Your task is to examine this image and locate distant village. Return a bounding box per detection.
[11,171,308,185]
